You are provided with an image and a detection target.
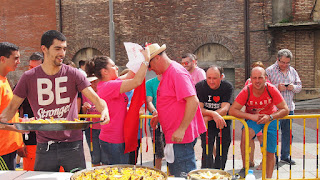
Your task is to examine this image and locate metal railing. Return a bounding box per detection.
[260,114,319,180]
[78,114,319,180]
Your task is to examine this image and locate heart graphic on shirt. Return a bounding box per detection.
[213,96,220,102]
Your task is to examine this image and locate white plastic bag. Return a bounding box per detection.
[164,143,174,163]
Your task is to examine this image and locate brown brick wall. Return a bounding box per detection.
[1,0,317,90]
[294,0,314,21]
[0,0,56,86]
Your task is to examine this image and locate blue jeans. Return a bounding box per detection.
[85,128,108,165]
[280,111,294,160]
[168,139,197,177]
[99,140,129,165]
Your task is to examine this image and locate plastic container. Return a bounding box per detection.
[245,170,256,180]
[23,114,29,140]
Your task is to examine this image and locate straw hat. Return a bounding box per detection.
[149,43,166,59]
[87,76,98,82]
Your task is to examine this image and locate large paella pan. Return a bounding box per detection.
[70,165,167,180]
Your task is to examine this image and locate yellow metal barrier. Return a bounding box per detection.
[261,114,319,180]
[78,114,319,180]
[223,116,251,177]
[78,114,252,176]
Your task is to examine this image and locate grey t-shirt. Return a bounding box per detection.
[14,64,90,143]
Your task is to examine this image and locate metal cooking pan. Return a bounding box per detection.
[0,120,103,131]
[70,164,168,180]
[187,169,232,180]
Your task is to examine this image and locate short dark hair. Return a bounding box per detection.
[0,42,19,58]
[182,53,196,61]
[86,56,111,79]
[29,52,43,61]
[79,60,86,67]
[207,65,224,75]
[41,30,66,49]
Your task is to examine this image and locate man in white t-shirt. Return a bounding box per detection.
[181,53,206,86]
[78,60,87,77]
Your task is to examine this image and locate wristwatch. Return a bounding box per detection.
[142,61,149,66]
[269,114,274,121]
[151,109,157,114]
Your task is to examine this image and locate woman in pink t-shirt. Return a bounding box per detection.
[85,49,149,165]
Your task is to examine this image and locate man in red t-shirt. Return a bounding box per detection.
[229,67,289,178]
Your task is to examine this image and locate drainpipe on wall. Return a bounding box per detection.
[109,0,116,63]
[244,0,250,80]
[59,0,63,33]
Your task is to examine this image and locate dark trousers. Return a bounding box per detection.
[1,151,16,170]
[201,120,231,170]
[34,140,86,172]
[128,139,141,165]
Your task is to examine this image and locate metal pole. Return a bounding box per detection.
[244,0,250,80]
[109,0,116,62]
[59,0,63,33]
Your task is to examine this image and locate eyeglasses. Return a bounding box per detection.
[181,61,191,66]
[278,60,290,65]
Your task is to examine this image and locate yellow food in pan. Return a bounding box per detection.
[189,171,229,179]
[74,167,165,180]
[20,118,81,124]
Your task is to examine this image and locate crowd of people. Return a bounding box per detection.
[0,30,302,179]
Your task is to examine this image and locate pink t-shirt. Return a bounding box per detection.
[190,67,206,86]
[97,79,128,143]
[235,82,284,115]
[82,95,101,129]
[157,61,206,144]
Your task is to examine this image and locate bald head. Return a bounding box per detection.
[251,66,266,77]
[250,66,267,90]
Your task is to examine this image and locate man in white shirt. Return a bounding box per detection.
[78,60,87,77]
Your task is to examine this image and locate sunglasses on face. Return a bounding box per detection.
[181,61,191,66]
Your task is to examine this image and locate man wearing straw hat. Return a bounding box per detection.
[229,67,289,178]
[195,65,233,170]
[0,42,23,170]
[149,43,206,177]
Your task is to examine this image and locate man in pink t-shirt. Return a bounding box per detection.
[229,67,289,178]
[149,43,206,177]
[181,53,206,86]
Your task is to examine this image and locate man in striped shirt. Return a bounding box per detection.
[266,49,302,165]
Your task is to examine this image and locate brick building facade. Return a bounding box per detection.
[1,0,320,99]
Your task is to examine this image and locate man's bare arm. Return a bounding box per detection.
[229,101,261,121]
[0,95,24,123]
[171,95,199,142]
[81,87,110,124]
[270,101,289,119]
[200,102,229,129]
[257,101,289,124]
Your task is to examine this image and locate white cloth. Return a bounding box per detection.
[164,143,174,163]
[124,42,145,73]
[78,68,87,77]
